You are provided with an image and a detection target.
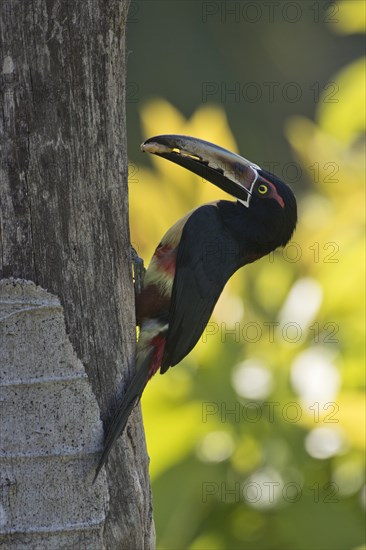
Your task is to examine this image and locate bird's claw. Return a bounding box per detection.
[131,245,145,296]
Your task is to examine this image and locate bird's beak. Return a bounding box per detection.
[141,134,260,207]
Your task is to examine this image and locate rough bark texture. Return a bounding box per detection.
[0,1,154,548]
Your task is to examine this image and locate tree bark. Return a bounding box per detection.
[0,1,154,548]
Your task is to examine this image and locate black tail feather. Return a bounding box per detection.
[93,350,153,483]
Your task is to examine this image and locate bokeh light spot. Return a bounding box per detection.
[231,359,273,400]
[196,431,235,463]
[305,427,345,459]
[291,347,341,407]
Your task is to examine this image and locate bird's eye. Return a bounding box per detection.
[258,184,268,195]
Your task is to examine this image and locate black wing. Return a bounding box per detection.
[161,203,245,372]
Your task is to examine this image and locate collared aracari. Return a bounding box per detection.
[94,135,297,480]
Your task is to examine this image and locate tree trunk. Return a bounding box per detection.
[0,1,155,548]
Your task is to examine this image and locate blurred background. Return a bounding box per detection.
[126,2,365,549]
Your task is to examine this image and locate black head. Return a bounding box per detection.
[244,167,297,250]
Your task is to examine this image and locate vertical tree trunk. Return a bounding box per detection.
[0,1,155,547]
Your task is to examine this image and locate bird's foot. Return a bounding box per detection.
[131,244,145,296]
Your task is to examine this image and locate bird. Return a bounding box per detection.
[94,134,297,481]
